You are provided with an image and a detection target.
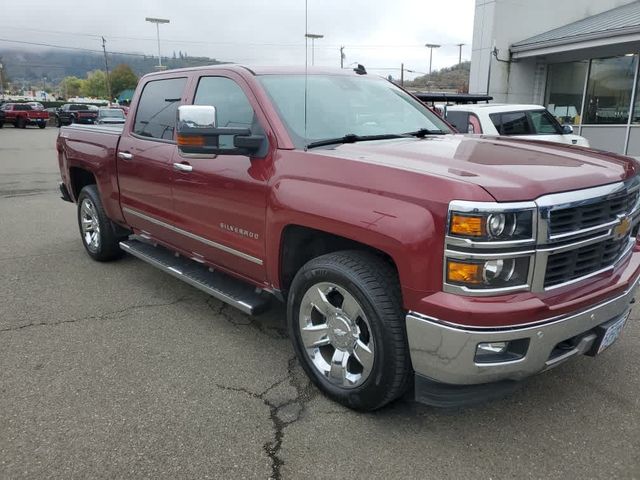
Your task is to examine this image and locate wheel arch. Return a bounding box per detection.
[267,178,442,306]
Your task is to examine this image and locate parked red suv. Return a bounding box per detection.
[56,65,640,410]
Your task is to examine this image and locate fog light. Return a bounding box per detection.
[475,339,530,363]
[477,342,508,355]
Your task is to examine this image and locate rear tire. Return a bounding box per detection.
[17,117,26,129]
[38,122,46,129]
[76,185,126,262]
[0,122,3,128]
[287,250,412,411]
[55,116,62,128]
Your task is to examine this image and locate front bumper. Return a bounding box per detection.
[406,274,639,385]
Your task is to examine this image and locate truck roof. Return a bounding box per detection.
[141,64,361,80]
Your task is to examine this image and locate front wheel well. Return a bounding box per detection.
[69,167,97,201]
[279,225,400,296]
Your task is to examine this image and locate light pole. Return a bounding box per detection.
[456,43,466,65]
[305,33,324,66]
[145,17,170,69]
[425,43,441,75]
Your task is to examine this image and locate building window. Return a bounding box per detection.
[545,61,588,125]
[583,56,637,125]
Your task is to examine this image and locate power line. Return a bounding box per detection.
[0,38,149,57]
[0,24,469,51]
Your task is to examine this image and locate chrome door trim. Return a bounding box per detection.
[122,207,263,265]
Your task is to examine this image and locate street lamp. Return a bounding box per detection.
[425,43,441,75]
[145,17,170,69]
[305,33,324,66]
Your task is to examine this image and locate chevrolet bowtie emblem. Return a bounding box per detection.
[613,215,632,240]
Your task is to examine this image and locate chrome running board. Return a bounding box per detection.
[119,238,270,315]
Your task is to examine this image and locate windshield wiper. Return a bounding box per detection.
[306,133,409,149]
[404,128,447,138]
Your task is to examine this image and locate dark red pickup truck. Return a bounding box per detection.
[56,65,640,410]
[1,103,49,128]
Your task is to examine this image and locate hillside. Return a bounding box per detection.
[0,49,226,86]
[405,61,470,92]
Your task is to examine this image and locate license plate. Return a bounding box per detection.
[596,313,629,354]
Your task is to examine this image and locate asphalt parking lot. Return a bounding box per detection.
[1,126,639,479]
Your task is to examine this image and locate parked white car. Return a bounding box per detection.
[444,104,590,147]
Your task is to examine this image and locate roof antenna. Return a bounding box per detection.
[304,0,309,151]
[353,64,367,75]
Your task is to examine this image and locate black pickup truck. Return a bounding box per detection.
[54,104,98,127]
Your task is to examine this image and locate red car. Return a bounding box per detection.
[55,65,640,410]
[1,103,49,128]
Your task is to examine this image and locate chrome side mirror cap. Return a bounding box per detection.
[177,105,217,131]
[562,124,574,135]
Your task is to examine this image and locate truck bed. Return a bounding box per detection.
[58,124,123,222]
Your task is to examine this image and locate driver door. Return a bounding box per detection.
[170,73,272,282]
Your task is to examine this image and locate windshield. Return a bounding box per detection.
[258,74,452,148]
[100,109,125,118]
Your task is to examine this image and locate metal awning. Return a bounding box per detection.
[511,1,640,59]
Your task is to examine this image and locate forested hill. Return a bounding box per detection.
[0,49,226,84]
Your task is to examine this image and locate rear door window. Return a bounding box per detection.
[490,112,532,135]
[134,77,187,141]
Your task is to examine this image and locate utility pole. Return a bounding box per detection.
[101,36,112,102]
[425,43,441,75]
[0,60,4,100]
[400,63,404,86]
[340,46,345,69]
[456,43,466,65]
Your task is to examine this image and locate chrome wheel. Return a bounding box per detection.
[80,198,100,252]
[298,282,375,389]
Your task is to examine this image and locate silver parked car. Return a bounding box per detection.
[96,108,126,125]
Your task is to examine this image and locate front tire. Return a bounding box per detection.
[76,185,125,262]
[38,122,46,129]
[17,117,26,129]
[287,251,412,411]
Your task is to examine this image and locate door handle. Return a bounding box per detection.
[118,151,133,160]
[173,162,193,172]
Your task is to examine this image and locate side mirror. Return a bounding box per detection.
[562,124,574,134]
[176,105,265,157]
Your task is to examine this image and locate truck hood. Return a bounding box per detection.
[320,135,637,201]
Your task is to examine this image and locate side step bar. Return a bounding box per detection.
[119,239,271,315]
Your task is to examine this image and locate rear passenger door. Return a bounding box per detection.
[118,75,188,243]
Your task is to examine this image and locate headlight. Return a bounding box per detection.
[446,257,530,289]
[449,210,534,241]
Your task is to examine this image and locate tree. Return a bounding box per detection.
[59,76,85,98]
[109,64,138,97]
[82,70,108,98]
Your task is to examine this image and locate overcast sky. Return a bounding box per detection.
[0,0,475,79]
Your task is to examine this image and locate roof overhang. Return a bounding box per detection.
[511,26,640,59]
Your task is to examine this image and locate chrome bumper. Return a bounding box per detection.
[406,275,639,385]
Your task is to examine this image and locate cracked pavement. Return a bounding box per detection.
[1,128,640,479]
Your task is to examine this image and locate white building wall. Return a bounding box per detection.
[470,0,637,102]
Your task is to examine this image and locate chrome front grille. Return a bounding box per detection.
[549,190,639,236]
[536,179,640,291]
[544,236,632,288]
